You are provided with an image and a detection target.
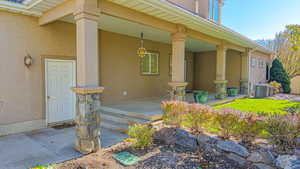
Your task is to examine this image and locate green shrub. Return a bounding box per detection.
[128,124,154,149]
[161,101,188,127]
[269,59,291,93]
[234,113,264,145]
[286,104,300,114]
[185,103,213,133]
[264,114,300,153]
[214,109,240,139]
[268,81,282,94]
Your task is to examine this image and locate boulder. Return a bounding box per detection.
[296,138,300,145]
[197,134,221,145]
[174,129,198,152]
[153,128,198,152]
[248,152,264,163]
[225,153,247,166]
[248,150,275,165]
[276,155,300,169]
[254,163,275,169]
[153,127,176,144]
[257,149,276,165]
[216,140,250,157]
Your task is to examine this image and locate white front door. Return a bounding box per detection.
[45,59,76,124]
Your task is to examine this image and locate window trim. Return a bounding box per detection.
[140,51,160,76]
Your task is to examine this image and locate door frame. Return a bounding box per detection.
[42,55,76,126]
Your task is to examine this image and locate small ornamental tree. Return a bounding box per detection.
[269,59,291,93]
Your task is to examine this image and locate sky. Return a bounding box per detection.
[222,0,300,40]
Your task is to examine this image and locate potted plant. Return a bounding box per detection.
[193,90,209,104]
[227,87,239,97]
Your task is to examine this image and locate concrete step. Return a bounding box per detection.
[100,119,129,134]
[101,112,148,126]
[99,106,151,134]
[99,106,151,120]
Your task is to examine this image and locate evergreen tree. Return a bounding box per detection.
[269,59,291,93]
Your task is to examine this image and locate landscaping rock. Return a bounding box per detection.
[202,144,222,156]
[253,163,275,169]
[153,127,176,144]
[295,148,300,157]
[297,138,300,145]
[216,140,250,157]
[275,155,299,169]
[225,153,247,166]
[197,133,210,144]
[154,128,198,152]
[248,152,264,163]
[174,129,198,152]
[258,149,276,165]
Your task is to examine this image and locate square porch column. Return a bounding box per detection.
[214,44,228,99]
[72,0,103,154]
[240,49,250,95]
[169,26,188,101]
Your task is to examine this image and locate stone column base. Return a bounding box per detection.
[240,80,249,95]
[214,80,228,99]
[168,82,188,101]
[71,86,104,154]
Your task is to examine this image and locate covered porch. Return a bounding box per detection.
[39,0,252,154]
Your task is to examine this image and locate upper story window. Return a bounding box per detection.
[209,0,220,22]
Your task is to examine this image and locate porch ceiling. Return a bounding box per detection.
[62,14,216,52]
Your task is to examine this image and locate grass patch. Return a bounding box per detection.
[214,98,300,115]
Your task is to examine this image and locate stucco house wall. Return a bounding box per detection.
[0,11,76,126]
[167,0,209,18]
[0,10,195,126]
[193,51,216,92]
[291,76,300,94]
[226,50,242,89]
[100,31,173,105]
[250,51,270,85]
[193,50,242,92]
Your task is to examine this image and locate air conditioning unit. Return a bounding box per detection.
[255,84,269,98]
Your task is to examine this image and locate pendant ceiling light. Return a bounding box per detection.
[137,32,147,58]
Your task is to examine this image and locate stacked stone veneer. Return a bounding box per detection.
[72,86,104,154]
[240,80,249,95]
[214,81,228,99]
[168,82,188,101]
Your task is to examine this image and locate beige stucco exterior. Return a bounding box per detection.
[100,31,172,105]
[250,51,271,85]
[0,11,76,125]
[167,0,210,19]
[0,0,272,135]
[193,49,242,92]
[194,51,216,92]
[291,76,300,94]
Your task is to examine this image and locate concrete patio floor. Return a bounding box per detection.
[0,127,128,169]
[106,93,246,118]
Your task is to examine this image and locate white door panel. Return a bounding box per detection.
[45,59,76,124]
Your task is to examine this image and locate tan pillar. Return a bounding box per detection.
[169,25,188,101]
[72,0,103,154]
[214,44,228,99]
[240,49,250,95]
[75,13,99,86]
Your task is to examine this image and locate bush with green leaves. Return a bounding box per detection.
[234,112,264,145]
[213,108,240,139]
[185,103,214,134]
[269,59,291,93]
[128,124,155,149]
[264,114,300,153]
[161,101,188,127]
